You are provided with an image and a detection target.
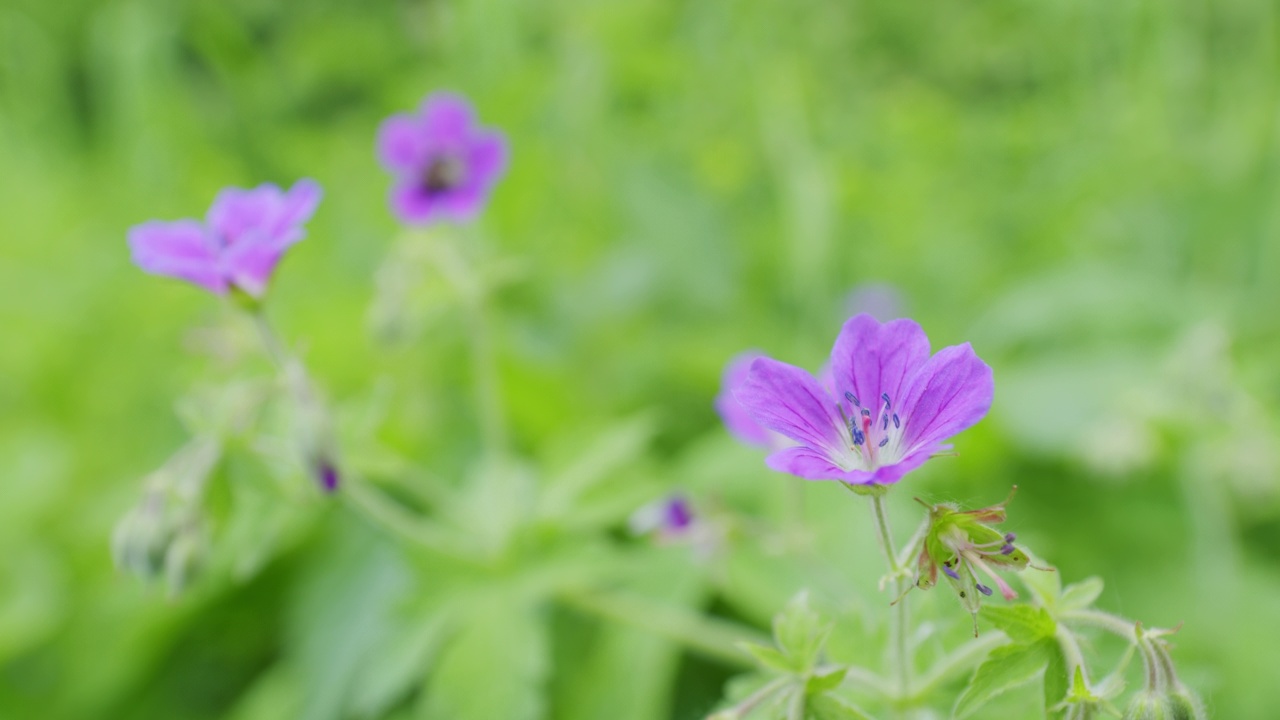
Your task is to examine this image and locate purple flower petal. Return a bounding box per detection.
[419,92,477,139]
[273,179,322,239]
[897,343,994,453]
[221,241,285,298]
[434,182,489,221]
[390,182,448,224]
[765,447,867,483]
[715,352,773,447]
[127,220,226,294]
[829,315,931,422]
[207,186,280,245]
[735,357,845,461]
[467,131,509,185]
[377,114,428,173]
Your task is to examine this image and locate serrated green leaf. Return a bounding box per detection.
[805,668,845,695]
[809,692,874,720]
[980,605,1056,643]
[1058,577,1104,611]
[743,642,799,674]
[773,592,828,670]
[954,640,1053,719]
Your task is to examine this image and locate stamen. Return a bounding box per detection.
[861,408,871,417]
[892,413,900,429]
[1004,532,1016,543]
[1000,544,1015,556]
[845,392,860,407]
[878,437,889,447]
[943,563,960,580]
[853,429,865,446]
[975,582,993,597]
[881,393,891,406]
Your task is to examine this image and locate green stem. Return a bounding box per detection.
[908,632,1006,702]
[868,491,911,704]
[340,476,480,560]
[558,589,769,669]
[1061,609,1138,641]
[430,235,508,456]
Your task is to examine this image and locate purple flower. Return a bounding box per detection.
[376,92,508,225]
[128,180,322,298]
[733,314,994,486]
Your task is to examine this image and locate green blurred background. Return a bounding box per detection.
[3,0,1280,717]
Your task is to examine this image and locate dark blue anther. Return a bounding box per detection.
[882,413,889,431]
[881,393,891,406]
[1000,544,1015,556]
[861,408,871,417]
[878,437,889,448]
[943,563,960,580]
[853,429,865,446]
[975,583,993,597]
[1004,532,1016,543]
[892,413,900,429]
[845,392,860,407]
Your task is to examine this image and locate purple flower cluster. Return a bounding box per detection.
[129,93,508,297]
[724,314,994,486]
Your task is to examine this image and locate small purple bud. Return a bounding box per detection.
[318,461,340,493]
[975,582,993,596]
[1004,532,1016,543]
[664,496,694,532]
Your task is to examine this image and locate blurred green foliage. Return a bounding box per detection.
[3,0,1280,717]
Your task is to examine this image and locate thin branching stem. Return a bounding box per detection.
[868,491,911,705]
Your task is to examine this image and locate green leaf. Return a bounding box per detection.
[418,596,549,720]
[743,642,799,674]
[805,668,846,695]
[773,592,829,670]
[1058,577,1104,611]
[954,640,1054,719]
[808,693,874,720]
[980,605,1056,643]
[1043,640,1069,715]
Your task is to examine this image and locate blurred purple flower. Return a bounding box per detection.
[128,180,322,298]
[630,494,697,539]
[376,92,508,225]
[733,314,993,486]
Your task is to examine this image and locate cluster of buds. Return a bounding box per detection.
[1123,625,1206,720]
[111,439,219,596]
[906,487,1049,633]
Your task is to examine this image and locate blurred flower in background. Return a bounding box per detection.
[376,92,509,225]
[127,180,322,298]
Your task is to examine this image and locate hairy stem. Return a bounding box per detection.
[869,491,911,705]
[1061,609,1138,640]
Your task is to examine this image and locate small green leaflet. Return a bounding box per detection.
[953,639,1055,719]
